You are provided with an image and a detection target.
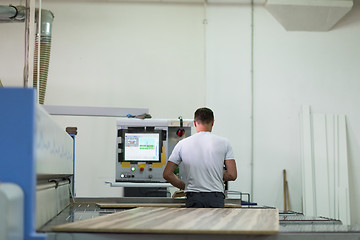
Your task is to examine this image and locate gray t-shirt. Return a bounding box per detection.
[168,131,234,193]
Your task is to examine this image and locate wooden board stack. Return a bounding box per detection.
[301,106,350,225]
[52,207,279,235]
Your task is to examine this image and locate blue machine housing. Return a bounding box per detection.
[0,88,74,240]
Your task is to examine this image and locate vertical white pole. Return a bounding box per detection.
[300,105,315,216]
[24,0,36,89]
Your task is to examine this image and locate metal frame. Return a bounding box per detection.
[69,134,76,196]
[43,105,149,117]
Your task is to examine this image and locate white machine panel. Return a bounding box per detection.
[36,106,73,177]
[0,183,24,240]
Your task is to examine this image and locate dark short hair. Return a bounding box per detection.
[194,107,214,124]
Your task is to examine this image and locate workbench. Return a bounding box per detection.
[51,207,279,234]
[39,198,360,240]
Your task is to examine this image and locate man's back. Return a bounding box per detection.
[169,131,234,193]
[163,107,237,208]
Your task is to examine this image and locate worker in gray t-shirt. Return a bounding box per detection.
[163,107,237,208]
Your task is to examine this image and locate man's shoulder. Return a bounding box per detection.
[209,133,230,143]
[181,132,229,144]
[176,134,195,145]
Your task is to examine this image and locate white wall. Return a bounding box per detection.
[44,1,205,117]
[254,2,360,225]
[0,2,24,86]
[205,0,360,225]
[41,1,205,196]
[205,5,253,197]
[1,0,360,225]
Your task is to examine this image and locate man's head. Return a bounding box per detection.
[194,107,214,132]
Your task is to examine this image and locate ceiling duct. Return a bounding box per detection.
[265,0,353,31]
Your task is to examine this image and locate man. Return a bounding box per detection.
[163,107,237,208]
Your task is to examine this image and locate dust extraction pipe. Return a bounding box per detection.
[33,9,54,104]
[0,5,53,104]
[0,5,25,21]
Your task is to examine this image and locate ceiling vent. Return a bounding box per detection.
[265,0,353,31]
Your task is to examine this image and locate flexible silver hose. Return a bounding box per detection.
[33,9,54,104]
[33,35,51,104]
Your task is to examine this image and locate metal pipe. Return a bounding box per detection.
[37,9,53,37]
[0,5,26,21]
[0,5,16,19]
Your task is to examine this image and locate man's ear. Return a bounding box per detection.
[211,120,214,126]
[193,120,197,127]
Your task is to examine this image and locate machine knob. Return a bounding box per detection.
[120,174,125,178]
[149,175,153,179]
[149,167,153,171]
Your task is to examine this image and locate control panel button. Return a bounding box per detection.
[140,167,145,172]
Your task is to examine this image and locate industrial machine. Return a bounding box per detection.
[115,118,193,196]
[2,89,360,240]
[0,88,74,240]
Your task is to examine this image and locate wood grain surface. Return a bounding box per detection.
[96,203,243,208]
[52,207,279,235]
[97,203,185,208]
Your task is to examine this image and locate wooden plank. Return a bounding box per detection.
[312,113,330,217]
[96,203,243,209]
[334,115,339,220]
[326,114,336,219]
[338,115,350,225]
[97,203,185,208]
[52,207,279,235]
[300,105,315,216]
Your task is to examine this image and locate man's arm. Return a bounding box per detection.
[223,159,237,181]
[163,161,185,190]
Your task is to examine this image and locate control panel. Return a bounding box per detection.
[118,164,160,181]
[116,118,192,183]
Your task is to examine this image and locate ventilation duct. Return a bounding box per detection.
[265,0,353,31]
[33,9,54,104]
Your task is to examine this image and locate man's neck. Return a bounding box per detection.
[196,125,212,133]
[197,130,211,133]
[194,120,214,133]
